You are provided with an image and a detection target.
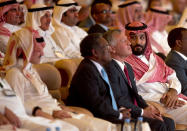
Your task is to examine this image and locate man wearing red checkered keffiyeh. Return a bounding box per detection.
[125,21,187,125]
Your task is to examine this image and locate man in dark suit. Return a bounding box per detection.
[165,27,187,96]
[103,29,175,131]
[88,1,113,34]
[67,33,131,124]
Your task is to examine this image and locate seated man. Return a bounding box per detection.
[52,0,87,59]
[25,4,64,63]
[0,0,22,54]
[117,0,144,29]
[165,27,187,96]
[4,25,117,131]
[87,1,113,34]
[67,33,131,124]
[124,21,187,125]
[146,6,172,56]
[104,29,175,131]
[0,76,77,131]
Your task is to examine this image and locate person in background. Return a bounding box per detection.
[165,27,187,96]
[145,6,172,56]
[25,4,64,63]
[88,0,113,34]
[0,0,22,54]
[169,0,187,25]
[117,0,144,30]
[52,0,87,59]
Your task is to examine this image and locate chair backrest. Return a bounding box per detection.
[55,58,82,88]
[34,63,62,90]
[55,58,82,100]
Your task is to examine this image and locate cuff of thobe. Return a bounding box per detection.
[119,107,126,119]
[119,113,123,119]
[141,109,144,116]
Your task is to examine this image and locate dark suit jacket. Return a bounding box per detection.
[165,50,187,96]
[106,60,148,118]
[67,58,123,123]
[88,24,107,34]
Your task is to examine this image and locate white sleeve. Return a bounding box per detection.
[167,71,181,94]
[5,68,25,104]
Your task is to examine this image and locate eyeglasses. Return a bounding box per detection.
[97,9,112,14]
[100,44,110,50]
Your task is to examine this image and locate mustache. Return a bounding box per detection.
[131,44,144,49]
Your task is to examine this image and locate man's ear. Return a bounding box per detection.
[110,46,116,54]
[176,40,182,48]
[91,49,98,57]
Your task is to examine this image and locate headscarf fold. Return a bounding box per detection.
[125,22,173,83]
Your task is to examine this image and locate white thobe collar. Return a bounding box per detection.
[3,23,20,33]
[98,23,108,31]
[137,55,149,65]
[90,59,104,76]
[37,28,49,37]
[175,51,187,61]
[24,63,32,71]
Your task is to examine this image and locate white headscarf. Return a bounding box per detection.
[52,0,81,28]
[3,27,45,70]
[25,4,54,33]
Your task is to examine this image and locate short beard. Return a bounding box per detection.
[131,44,146,56]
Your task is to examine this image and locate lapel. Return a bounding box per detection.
[86,58,110,87]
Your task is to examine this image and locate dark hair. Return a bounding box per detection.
[103,29,121,46]
[167,27,187,48]
[91,0,112,15]
[80,33,103,57]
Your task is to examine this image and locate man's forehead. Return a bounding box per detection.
[95,3,110,10]
[129,32,145,36]
[68,7,77,11]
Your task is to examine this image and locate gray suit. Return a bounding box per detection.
[165,50,187,96]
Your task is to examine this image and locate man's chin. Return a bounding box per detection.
[132,51,143,56]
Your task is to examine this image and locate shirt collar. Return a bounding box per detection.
[90,59,104,75]
[175,51,187,61]
[113,58,126,71]
[98,24,108,31]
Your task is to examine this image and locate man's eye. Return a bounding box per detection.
[140,36,145,40]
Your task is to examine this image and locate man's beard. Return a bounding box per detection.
[131,44,146,56]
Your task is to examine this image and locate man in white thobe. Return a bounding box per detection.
[125,22,187,125]
[25,4,65,63]
[0,77,78,131]
[52,0,87,59]
[0,0,22,54]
